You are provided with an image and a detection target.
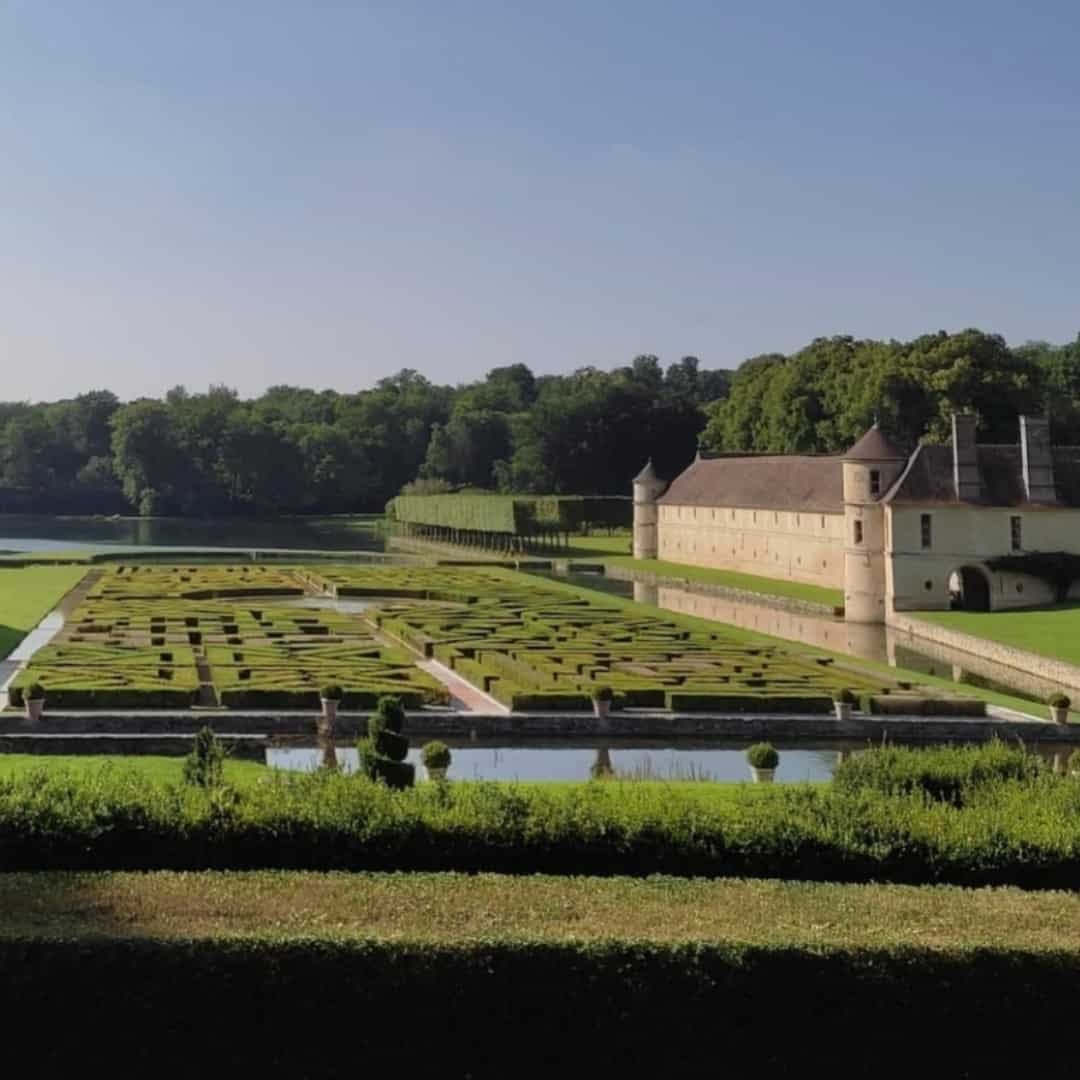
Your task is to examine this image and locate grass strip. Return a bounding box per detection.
[916,603,1080,667]
[1,869,1078,947]
[0,565,88,657]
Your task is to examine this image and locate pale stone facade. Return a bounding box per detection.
[634,415,1080,624]
[656,504,845,590]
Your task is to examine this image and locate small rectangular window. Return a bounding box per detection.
[820,515,825,530]
[870,470,881,496]
[1011,515,1022,552]
[921,513,932,550]
[853,520,863,545]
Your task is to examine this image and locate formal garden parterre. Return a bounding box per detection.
[6,562,975,712]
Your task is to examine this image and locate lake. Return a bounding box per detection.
[0,514,386,553]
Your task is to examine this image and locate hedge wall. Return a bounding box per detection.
[2,937,1078,1077]
[389,494,631,535]
[8,769,1080,888]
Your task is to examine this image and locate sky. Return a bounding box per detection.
[1,1,1078,401]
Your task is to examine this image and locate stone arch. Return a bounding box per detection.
[947,565,991,612]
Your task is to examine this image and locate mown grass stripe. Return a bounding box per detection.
[3,870,1080,949]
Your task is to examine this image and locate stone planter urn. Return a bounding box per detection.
[592,698,611,720]
[24,696,44,723]
[749,766,775,784]
[320,697,339,728]
[834,702,853,721]
[1050,705,1070,725]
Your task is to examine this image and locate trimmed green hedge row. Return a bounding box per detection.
[6,766,1080,887]
[388,494,631,535]
[2,936,1078,1077]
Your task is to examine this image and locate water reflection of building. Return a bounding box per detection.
[633,578,1049,705]
[648,583,890,664]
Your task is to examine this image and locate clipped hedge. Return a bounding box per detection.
[4,766,1080,888]
[388,494,631,535]
[2,935,1079,1077]
[666,691,833,714]
[868,694,987,717]
[834,741,1041,806]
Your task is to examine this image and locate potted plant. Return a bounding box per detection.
[320,683,343,725]
[420,740,452,781]
[22,681,46,723]
[833,688,857,721]
[1049,692,1072,725]
[591,685,615,720]
[746,742,779,784]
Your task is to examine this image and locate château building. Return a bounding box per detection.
[633,415,1080,623]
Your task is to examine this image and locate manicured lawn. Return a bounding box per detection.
[0,565,88,658]
[1,870,1078,948]
[0,753,266,786]
[917,605,1080,667]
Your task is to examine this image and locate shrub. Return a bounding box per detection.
[359,696,414,789]
[25,682,45,701]
[182,727,227,789]
[320,684,343,702]
[420,741,452,770]
[746,743,779,770]
[833,688,856,705]
[833,740,1041,806]
[1050,692,1072,709]
[8,763,1080,888]
[591,685,614,703]
[375,695,406,733]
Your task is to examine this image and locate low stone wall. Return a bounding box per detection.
[888,612,1080,695]
[2,709,1073,743]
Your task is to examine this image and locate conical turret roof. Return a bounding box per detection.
[633,458,660,483]
[844,423,906,462]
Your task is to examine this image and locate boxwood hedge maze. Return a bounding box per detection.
[8,563,913,712]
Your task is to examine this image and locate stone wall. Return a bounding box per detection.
[656,504,846,589]
[888,611,1080,694]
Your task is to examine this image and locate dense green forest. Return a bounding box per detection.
[700,329,1080,454]
[2,329,1078,517]
[0,357,724,515]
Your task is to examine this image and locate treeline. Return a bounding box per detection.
[701,328,1080,454]
[4,329,1079,517]
[0,357,726,516]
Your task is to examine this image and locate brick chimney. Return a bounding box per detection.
[951,414,981,501]
[1020,415,1057,503]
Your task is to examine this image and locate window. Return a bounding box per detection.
[920,513,932,550]
[1011,515,1022,552]
[820,515,825,530]
[853,520,863,545]
[870,470,881,496]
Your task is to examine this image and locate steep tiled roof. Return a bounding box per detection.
[885,444,1080,507]
[844,425,906,462]
[657,455,843,512]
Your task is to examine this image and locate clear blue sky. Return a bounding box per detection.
[2,1,1077,400]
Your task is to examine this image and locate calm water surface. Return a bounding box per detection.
[267,744,839,782]
[0,514,385,553]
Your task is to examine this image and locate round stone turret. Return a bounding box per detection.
[632,459,667,560]
[842,424,908,623]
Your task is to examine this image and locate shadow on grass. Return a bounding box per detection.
[0,625,23,661]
